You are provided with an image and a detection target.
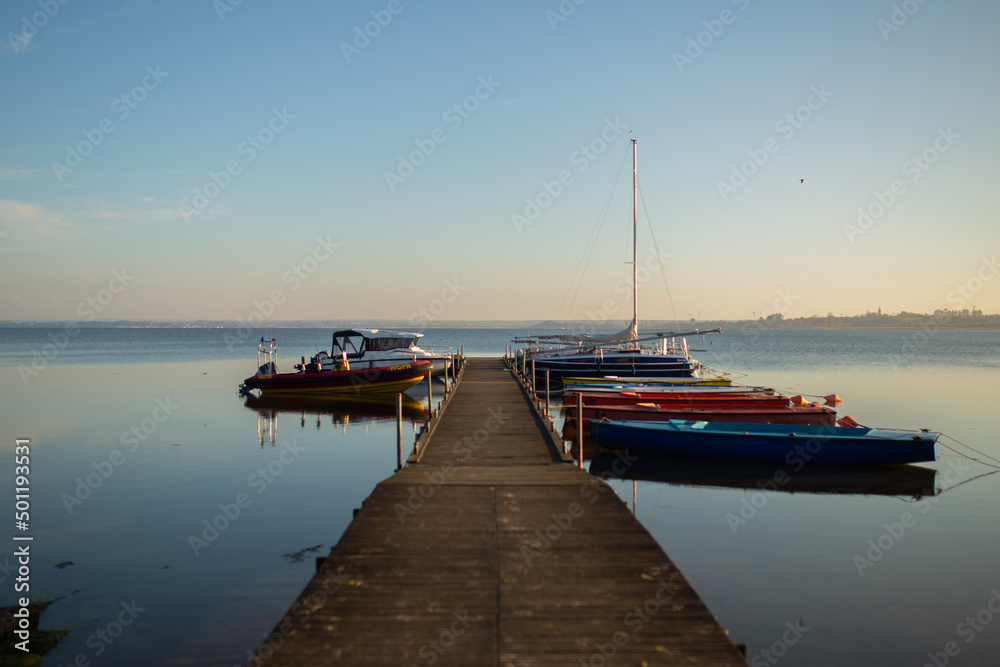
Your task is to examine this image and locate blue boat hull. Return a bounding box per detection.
[590,419,939,466]
[532,353,698,385]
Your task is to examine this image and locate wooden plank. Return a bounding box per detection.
[254,358,746,666]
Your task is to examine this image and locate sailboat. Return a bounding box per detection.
[515,138,720,386]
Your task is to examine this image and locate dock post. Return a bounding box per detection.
[531,359,536,397]
[426,371,433,416]
[576,392,584,469]
[545,369,550,419]
[396,393,403,471]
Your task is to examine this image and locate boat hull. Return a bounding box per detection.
[243,360,433,396]
[569,403,836,426]
[566,392,788,407]
[590,419,939,465]
[562,375,732,386]
[531,353,700,385]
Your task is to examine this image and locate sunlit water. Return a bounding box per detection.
[0,327,998,666]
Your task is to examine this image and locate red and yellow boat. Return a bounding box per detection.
[240,337,433,396]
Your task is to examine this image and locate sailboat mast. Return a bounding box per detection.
[631,137,638,342]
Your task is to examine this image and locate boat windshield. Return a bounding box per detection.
[332,331,418,357]
[332,333,363,356]
[367,336,417,351]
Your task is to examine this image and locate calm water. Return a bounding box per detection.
[1,327,998,666]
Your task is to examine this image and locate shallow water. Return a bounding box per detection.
[0,327,998,666]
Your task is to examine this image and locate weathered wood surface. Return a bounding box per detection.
[254,358,746,666]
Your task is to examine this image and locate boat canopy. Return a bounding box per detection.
[331,329,423,356]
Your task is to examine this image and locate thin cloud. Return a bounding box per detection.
[77,201,185,224]
[0,198,82,241]
[0,167,45,182]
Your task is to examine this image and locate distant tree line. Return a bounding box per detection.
[675,309,1000,330]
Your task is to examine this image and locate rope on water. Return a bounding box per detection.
[938,434,1000,470]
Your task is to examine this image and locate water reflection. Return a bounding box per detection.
[590,451,939,499]
[242,392,429,445]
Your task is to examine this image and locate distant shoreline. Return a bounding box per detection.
[2,318,999,331]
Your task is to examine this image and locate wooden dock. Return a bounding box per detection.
[254,358,747,666]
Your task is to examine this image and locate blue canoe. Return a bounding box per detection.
[590,419,939,466]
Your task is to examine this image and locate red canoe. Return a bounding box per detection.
[565,391,789,408]
[564,401,837,426]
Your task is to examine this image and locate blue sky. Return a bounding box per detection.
[1,0,998,323]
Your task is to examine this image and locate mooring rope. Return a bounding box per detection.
[938,434,1000,469]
